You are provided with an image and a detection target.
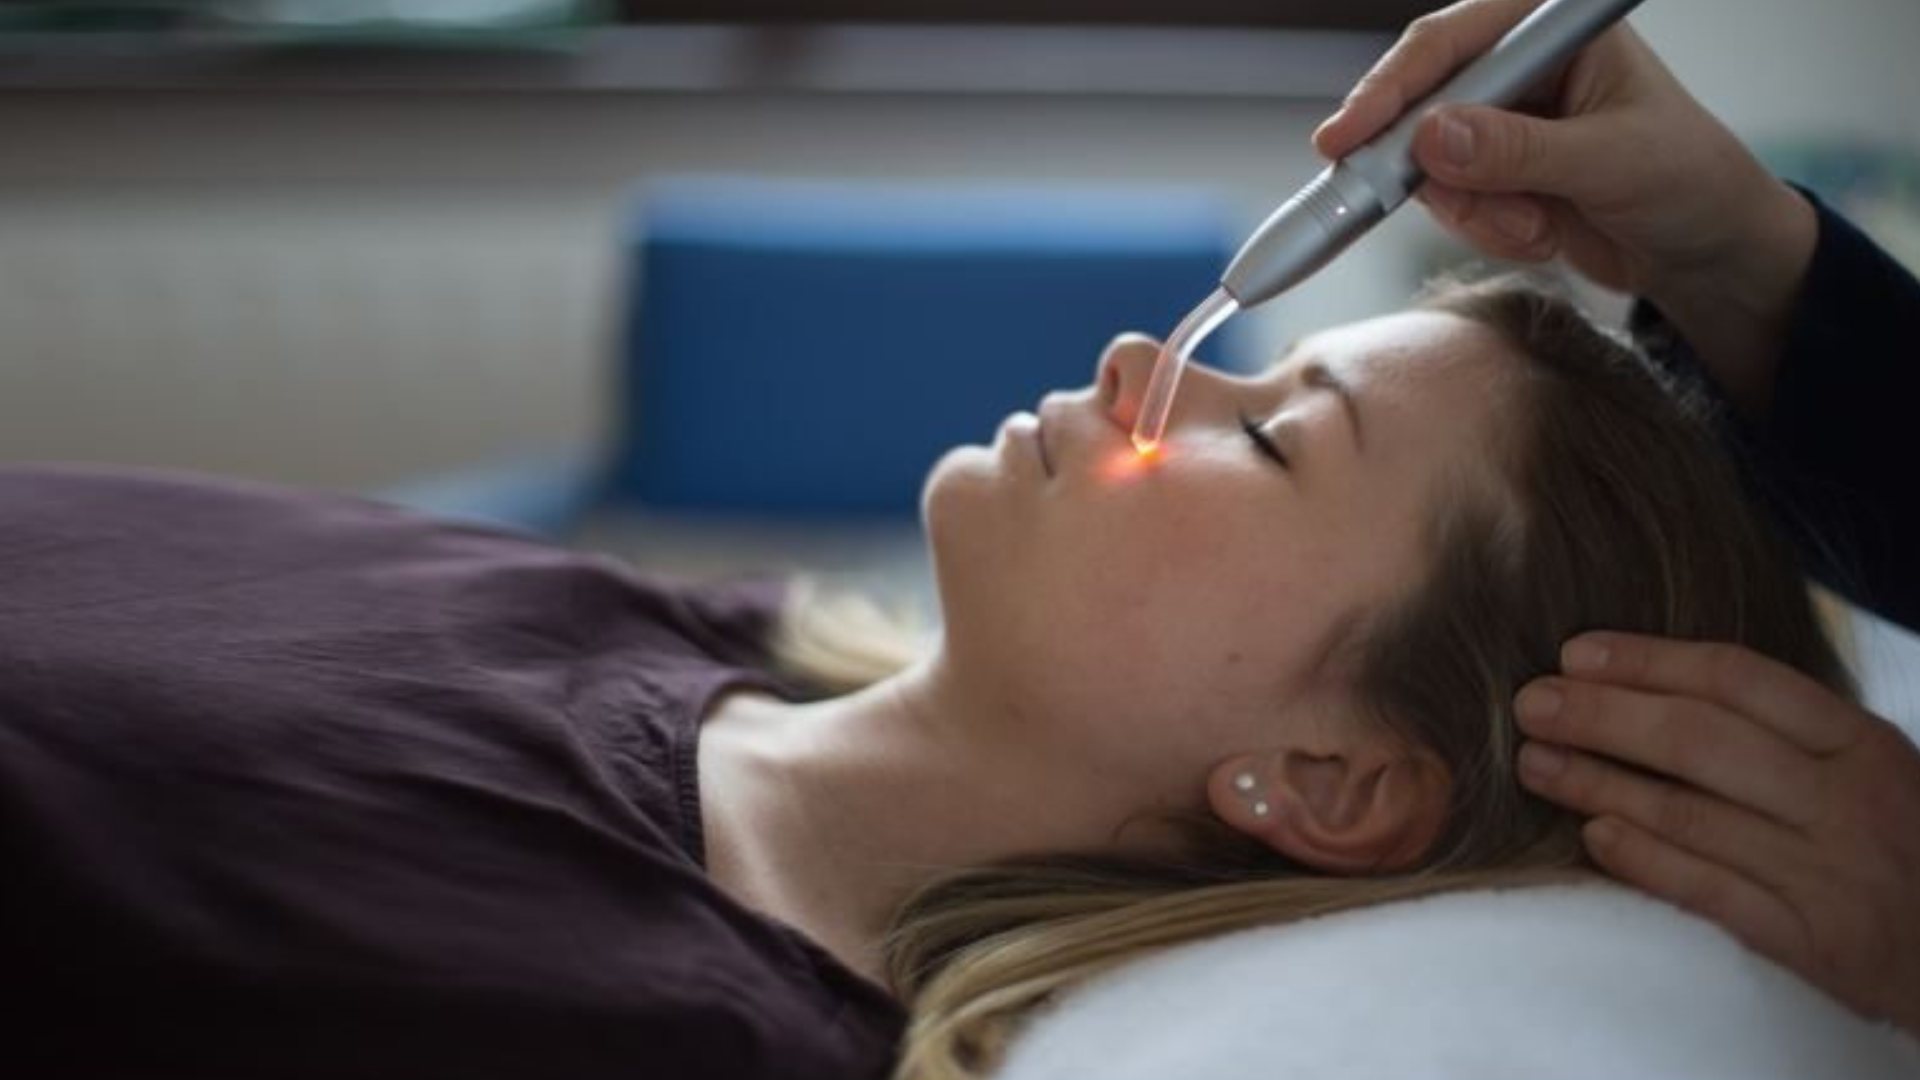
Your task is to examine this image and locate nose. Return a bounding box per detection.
[1096,333,1163,433]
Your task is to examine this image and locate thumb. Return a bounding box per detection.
[1415,104,1608,201]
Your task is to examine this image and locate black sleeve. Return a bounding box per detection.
[1631,187,1920,634]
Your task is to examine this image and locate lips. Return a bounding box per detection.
[1038,394,1077,478]
[1035,414,1054,476]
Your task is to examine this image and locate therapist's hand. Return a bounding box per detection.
[1513,631,1920,1034]
[1314,0,1815,423]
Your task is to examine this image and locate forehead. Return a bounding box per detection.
[1291,310,1510,385]
[1290,309,1516,471]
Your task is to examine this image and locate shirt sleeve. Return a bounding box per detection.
[1631,187,1920,634]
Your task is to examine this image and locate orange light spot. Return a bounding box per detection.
[1130,434,1160,457]
[1099,444,1162,482]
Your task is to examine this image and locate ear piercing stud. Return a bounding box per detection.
[1233,772,1272,817]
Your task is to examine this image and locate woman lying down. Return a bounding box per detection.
[0,276,1867,1079]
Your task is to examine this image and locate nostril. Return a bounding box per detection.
[1097,333,1157,432]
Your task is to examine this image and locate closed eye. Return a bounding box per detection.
[1238,411,1289,469]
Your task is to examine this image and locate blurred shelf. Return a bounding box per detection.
[0,23,1386,97]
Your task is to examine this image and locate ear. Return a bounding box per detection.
[1206,742,1450,873]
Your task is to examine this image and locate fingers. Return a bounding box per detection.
[1532,628,1920,1033]
[1412,105,1612,201]
[1314,0,1548,159]
[1579,814,1813,976]
[1559,631,1869,756]
[1515,676,1823,828]
[1518,740,1804,885]
[1414,181,1559,262]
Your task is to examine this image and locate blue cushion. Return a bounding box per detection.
[611,177,1239,516]
[371,447,600,538]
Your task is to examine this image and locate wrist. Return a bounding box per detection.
[1642,178,1818,423]
[1723,178,1819,328]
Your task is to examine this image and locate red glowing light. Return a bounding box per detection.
[1100,442,1162,482]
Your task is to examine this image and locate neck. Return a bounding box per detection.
[697,651,1154,988]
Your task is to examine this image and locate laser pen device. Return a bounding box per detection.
[1131,0,1648,454]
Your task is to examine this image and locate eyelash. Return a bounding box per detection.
[1238,411,1289,469]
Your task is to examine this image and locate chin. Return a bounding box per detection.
[919,445,992,535]
[920,446,1000,613]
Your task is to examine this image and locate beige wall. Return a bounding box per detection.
[0,0,1914,492]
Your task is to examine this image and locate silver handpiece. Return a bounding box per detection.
[1221,0,1647,308]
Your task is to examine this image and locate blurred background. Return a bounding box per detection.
[0,0,1916,717]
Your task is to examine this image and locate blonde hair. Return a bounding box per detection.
[770,575,932,695]
[770,275,1855,1080]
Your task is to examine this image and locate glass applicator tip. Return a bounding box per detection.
[1128,287,1239,454]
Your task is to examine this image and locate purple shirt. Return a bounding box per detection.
[0,464,903,1079]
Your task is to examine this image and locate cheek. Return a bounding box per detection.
[1027,500,1338,720]
[927,449,1396,748]
[1022,578,1329,772]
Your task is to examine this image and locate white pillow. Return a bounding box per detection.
[993,882,1920,1080]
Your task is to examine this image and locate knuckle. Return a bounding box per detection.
[1652,698,1712,776]
[1669,866,1732,921]
[1350,68,1404,113]
[1535,743,1587,795]
[1609,634,1650,681]
[1700,642,1752,698]
[1556,753,1610,809]
[1349,66,1387,96]
[1566,680,1612,737]
[1337,74,1393,133]
[1557,680,1606,737]
[1402,13,1442,44]
[1651,788,1705,847]
[1503,120,1547,179]
[1375,14,1453,95]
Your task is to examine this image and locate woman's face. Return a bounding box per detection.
[922,309,1518,796]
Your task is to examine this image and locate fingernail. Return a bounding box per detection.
[1563,639,1610,673]
[1492,202,1543,245]
[1514,684,1562,722]
[1518,741,1567,780]
[1585,818,1620,850]
[1438,111,1475,167]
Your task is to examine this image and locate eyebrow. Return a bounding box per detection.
[1301,361,1366,453]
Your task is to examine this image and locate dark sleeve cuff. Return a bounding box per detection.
[1628,185,1920,631]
